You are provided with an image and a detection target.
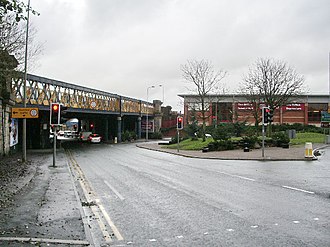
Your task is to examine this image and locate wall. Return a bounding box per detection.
[0,98,12,156]
[183,95,330,127]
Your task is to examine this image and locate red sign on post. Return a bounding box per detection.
[142,121,154,132]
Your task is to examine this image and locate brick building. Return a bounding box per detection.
[179,94,330,127]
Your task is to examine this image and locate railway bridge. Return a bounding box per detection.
[8,74,162,149]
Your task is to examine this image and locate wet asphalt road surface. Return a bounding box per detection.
[68,143,330,246]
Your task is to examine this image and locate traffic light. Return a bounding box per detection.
[262,107,270,124]
[177,116,183,130]
[60,105,68,122]
[50,103,60,125]
[60,105,68,116]
[268,109,274,123]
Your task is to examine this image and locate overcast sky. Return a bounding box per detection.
[29,0,330,111]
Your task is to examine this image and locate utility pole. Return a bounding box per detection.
[22,0,31,162]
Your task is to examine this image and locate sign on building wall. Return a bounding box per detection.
[321,111,330,123]
[10,118,18,147]
[237,102,254,110]
[283,103,305,111]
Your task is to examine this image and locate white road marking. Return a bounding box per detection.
[67,151,121,243]
[104,180,125,200]
[251,225,259,228]
[149,239,157,242]
[282,185,315,194]
[98,203,124,241]
[226,229,235,232]
[176,235,184,239]
[293,221,300,224]
[314,218,319,221]
[220,172,256,182]
[79,180,112,243]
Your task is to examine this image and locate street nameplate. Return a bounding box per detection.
[11,107,39,118]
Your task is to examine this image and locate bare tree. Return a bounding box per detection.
[1,0,38,22]
[181,59,226,141]
[238,78,263,131]
[0,14,43,71]
[240,58,305,131]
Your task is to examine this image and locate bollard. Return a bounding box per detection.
[304,142,313,158]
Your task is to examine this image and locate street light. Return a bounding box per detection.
[22,0,31,162]
[146,85,155,141]
[159,84,164,104]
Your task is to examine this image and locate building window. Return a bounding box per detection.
[212,102,233,122]
[308,103,328,122]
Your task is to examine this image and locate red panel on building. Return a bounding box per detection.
[283,103,305,111]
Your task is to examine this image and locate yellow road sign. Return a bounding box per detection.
[11,107,39,118]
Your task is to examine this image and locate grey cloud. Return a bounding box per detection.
[30,0,330,110]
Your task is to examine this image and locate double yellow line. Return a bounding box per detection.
[66,150,124,244]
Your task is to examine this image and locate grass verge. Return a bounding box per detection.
[164,132,327,150]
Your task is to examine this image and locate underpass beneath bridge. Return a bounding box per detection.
[11,74,161,149]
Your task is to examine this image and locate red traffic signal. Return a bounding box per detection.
[262,107,271,124]
[52,103,59,112]
[177,116,183,130]
[50,103,60,125]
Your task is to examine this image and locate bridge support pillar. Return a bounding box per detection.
[137,117,142,139]
[104,118,109,142]
[117,116,122,143]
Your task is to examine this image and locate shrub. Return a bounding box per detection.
[149,131,163,139]
[185,121,200,138]
[212,127,230,141]
[170,135,184,144]
[129,131,137,140]
[233,121,248,137]
[121,130,138,142]
[240,135,259,149]
[272,132,290,147]
[190,136,199,141]
[121,130,131,142]
[207,140,235,151]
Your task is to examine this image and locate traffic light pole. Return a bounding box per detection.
[262,122,265,158]
[177,129,180,152]
[53,125,57,167]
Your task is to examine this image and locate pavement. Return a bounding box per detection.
[0,141,328,246]
[0,150,89,247]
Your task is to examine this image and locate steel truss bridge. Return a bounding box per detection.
[12,74,153,115]
[11,74,156,148]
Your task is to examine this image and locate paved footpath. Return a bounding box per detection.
[137,142,328,161]
[0,151,89,247]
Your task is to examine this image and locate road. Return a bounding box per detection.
[67,143,330,246]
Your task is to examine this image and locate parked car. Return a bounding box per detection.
[88,133,102,143]
[79,131,92,141]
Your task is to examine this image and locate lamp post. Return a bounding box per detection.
[22,0,31,162]
[146,85,155,141]
[159,84,164,104]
